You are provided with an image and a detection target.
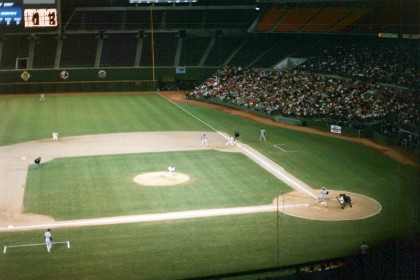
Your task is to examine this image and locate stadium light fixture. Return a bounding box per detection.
[129,0,197,3]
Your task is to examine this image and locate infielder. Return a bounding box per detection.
[201,133,208,146]
[259,128,266,142]
[52,132,59,141]
[314,187,329,207]
[234,131,240,141]
[226,136,234,146]
[44,229,52,253]
[34,157,41,165]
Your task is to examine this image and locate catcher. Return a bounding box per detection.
[338,193,352,209]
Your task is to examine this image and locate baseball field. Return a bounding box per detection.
[0,92,417,279]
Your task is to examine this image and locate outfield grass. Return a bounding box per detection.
[1,93,417,279]
[0,94,207,146]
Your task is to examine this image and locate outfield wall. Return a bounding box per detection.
[0,67,216,94]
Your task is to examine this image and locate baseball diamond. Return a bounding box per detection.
[0,130,382,231]
[0,0,418,278]
[0,91,417,280]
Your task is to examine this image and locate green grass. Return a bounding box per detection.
[0,93,418,279]
[24,150,289,220]
[0,94,207,145]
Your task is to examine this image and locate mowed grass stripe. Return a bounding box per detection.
[0,94,208,146]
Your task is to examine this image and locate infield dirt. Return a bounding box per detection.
[2,91,412,231]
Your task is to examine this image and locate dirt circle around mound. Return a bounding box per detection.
[273,190,382,221]
[133,172,190,186]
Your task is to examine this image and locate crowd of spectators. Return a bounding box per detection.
[189,66,419,148]
[298,39,419,88]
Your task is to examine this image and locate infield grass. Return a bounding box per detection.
[24,150,289,220]
[1,93,417,279]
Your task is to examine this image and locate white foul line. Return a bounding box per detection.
[160,94,316,198]
[1,204,309,232]
[3,241,70,254]
[273,144,288,152]
[273,144,296,153]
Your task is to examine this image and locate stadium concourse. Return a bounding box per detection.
[0,91,403,233]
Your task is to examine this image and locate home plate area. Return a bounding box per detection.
[273,191,382,221]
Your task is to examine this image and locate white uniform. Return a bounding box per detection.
[260,128,266,142]
[339,196,345,208]
[314,188,329,207]
[52,132,58,141]
[226,136,234,146]
[44,229,52,252]
[167,166,175,176]
[201,133,208,146]
[40,93,46,101]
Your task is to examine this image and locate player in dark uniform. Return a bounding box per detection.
[338,194,352,209]
[234,131,240,141]
[34,157,41,165]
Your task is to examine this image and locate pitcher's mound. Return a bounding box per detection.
[133,172,190,186]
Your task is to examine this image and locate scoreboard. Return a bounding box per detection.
[0,0,58,32]
[24,8,57,28]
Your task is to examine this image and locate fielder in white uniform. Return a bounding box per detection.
[201,133,208,146]
[44,229,52,253]
[314,187,329,207]
[259,128,266,142]
[52,132,58,141]
[40,93,46,101]
[226,136,234,146]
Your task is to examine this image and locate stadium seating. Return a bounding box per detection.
[140,33,178,66]
[203,37,246,66]
[60,34,98,68]
[179,36,212,66]
[100,33,138,67]
[33,35,58,69]
[0,35,30,69]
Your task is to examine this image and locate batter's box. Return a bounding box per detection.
[273,144,297,153]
